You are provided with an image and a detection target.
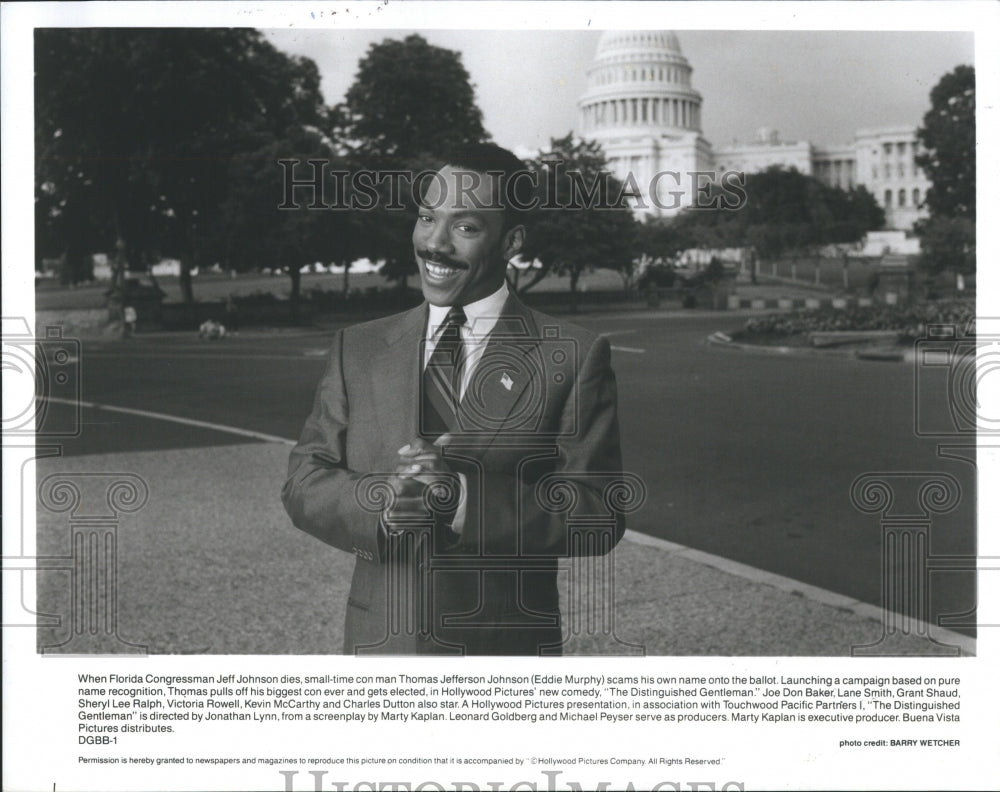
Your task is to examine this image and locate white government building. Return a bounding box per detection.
[578,30,930,230]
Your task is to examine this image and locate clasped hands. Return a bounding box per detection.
[383,435,463,533]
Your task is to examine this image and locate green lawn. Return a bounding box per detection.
[36,267,631,311]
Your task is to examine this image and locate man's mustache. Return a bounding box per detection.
[417,250,469,270]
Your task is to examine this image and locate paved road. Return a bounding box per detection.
[45,312,976,635]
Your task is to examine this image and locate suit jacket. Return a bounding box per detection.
[281,291,625,655]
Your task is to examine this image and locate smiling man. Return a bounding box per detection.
[282,143,626,655]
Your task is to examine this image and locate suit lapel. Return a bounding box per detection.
[373,304,427,456]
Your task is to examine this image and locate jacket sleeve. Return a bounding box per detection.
[456,333,627,558]
[281,329,382,563]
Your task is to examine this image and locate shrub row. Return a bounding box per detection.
[737,299,975,342]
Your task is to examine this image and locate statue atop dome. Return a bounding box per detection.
[596,30,683,56]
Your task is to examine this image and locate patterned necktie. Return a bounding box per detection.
[421,306,467,439]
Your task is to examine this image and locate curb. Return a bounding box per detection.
[706,332,915,363]
[726,295,874,312]
[623,530,976,656]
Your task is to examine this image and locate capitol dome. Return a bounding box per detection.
[577,30,713,218]
[579,29,703,137]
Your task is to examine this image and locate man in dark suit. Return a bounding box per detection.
[282,143,626,655]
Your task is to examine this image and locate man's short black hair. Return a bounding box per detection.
[434,142,534,231]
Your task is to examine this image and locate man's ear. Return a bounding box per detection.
[502,225,525,260]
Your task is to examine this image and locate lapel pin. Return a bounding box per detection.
[500,372,514,391]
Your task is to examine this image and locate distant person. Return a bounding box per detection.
[123,305,137,338]
[282,143,626,656]
[225,295,239,334]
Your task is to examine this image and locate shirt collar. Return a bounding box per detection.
[427,281,509,339]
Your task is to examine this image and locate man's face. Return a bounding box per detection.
[412,165,522,307]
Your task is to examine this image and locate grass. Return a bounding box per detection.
[35,268,632,311]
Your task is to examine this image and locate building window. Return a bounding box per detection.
[884,189,892,207]
[884,164,891,179]
[898,189,906,207]
[913,188,920,206]
[897,163,904,178]
[872,166,878,180]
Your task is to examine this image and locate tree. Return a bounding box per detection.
[339,35,491,286]
[222,128,350,319]
[634,216,688,262]
[519,134,638,311]
[669,167,884,259]
[915,216,975,278]
[914,65,976,281]
[342,34,489,167]
[916,65,975,220]
[35,29,328,301]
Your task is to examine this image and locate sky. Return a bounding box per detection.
[263,28,974,154]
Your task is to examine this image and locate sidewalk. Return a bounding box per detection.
[33,442,973,656]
